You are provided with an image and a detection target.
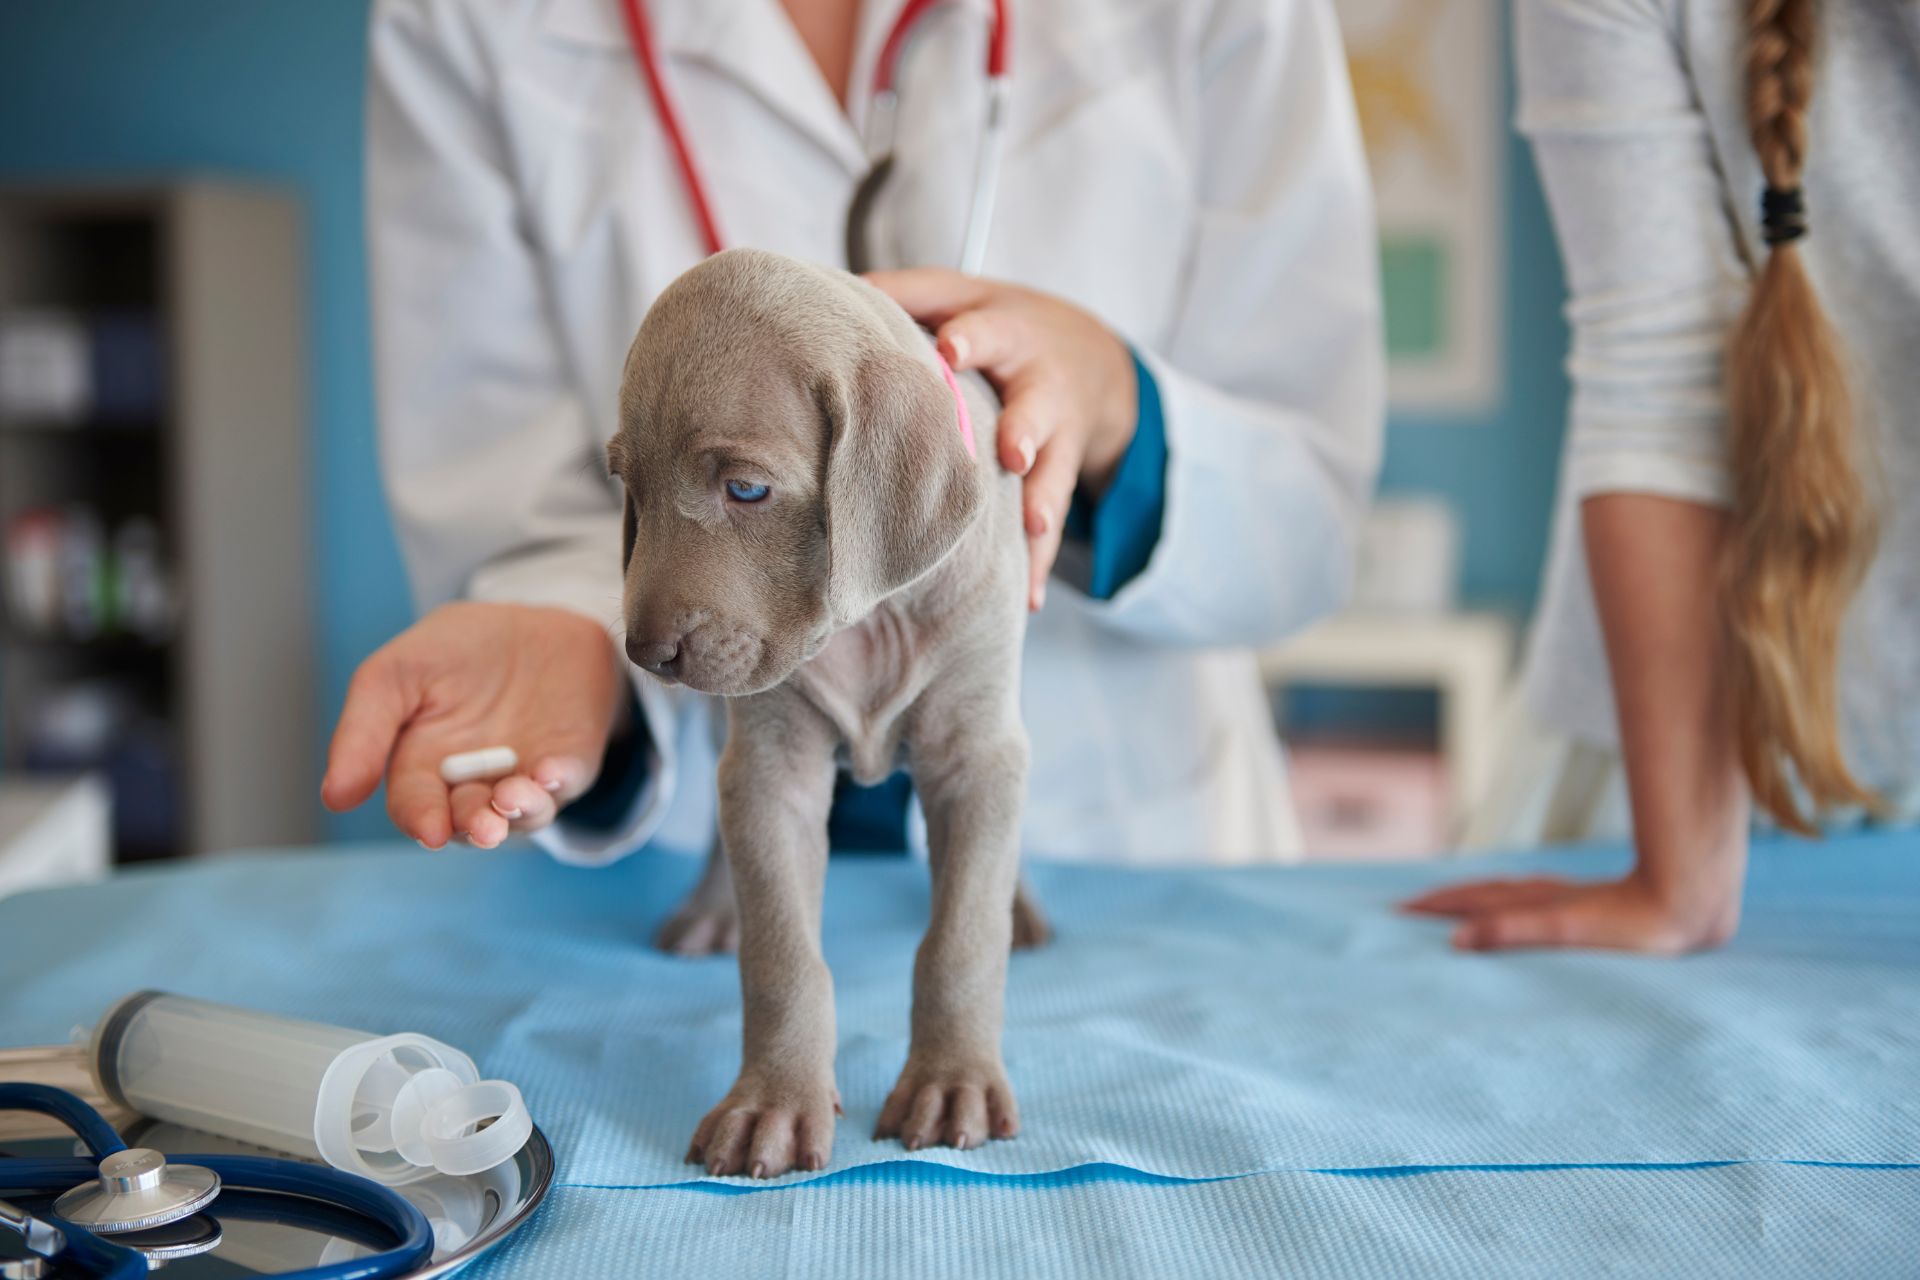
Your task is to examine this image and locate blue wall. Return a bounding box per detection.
[1383,17,1573,611]
[0,0,408,840]
[0,1,1569,843]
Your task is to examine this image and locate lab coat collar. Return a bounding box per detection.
[541,0,723,54]
[542,0,931,177]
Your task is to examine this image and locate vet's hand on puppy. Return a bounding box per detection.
[321,602,624,848]
[866,269,1138,611]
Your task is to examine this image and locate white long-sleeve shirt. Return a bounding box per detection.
[1517,0,1920,799]
[364,0,1383,863]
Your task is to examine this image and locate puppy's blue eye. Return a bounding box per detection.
[725,479,770,503]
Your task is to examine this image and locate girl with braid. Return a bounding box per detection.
[1405,0,1920,952]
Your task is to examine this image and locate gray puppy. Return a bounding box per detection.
[611,248,1035,1176]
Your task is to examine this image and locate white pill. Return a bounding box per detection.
[439,746,520,785]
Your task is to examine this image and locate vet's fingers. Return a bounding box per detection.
[452,782,508,849]
[953,315,1053,478]
[526,754,595,806]
[990,362,1083,477]
[991,393,1056,477]
[385,745,453,851]
[933,307,1030,380]
[322,654,412,813]
[1026,522,1065,612]
[1400,877,1571,918]
[861,267,993,327]
[1023,437,1082,535]
[1023,441,1082,609]
[490,774,558,833]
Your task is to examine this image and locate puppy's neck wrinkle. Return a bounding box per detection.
[791,470,1013,782]
[793,599,925,784]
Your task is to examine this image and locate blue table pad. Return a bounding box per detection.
[3,832,1917,1276]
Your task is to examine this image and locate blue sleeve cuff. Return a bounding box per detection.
[558,686,652,833]
[1064,349,1168,601]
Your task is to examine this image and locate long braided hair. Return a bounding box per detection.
[1722,0,1878,832]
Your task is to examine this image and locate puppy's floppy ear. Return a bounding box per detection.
[621,488,638,570]
[824,349,982,625]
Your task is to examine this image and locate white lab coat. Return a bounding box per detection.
[364,0,1383,865]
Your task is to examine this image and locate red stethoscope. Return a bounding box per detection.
[617,0,1010,272]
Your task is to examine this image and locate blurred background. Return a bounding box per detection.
[0,0,1568,889]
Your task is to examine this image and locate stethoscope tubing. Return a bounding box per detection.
[619,0,1009,269]
[10,1210,146,1280]
[0,1083,435,1280]
[617,0,726,256]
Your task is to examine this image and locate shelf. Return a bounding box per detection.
[0,419,163,438]
[1,180,315,861]
[0,628,174,659]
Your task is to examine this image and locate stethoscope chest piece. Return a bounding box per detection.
[51,1147,220,1235]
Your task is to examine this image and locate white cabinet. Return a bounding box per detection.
[0,774,110,898]
[1263,611,1516,856]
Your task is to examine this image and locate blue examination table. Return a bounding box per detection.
[3,832,1916,1277]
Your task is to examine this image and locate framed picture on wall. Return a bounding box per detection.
[1337,0,1505,413]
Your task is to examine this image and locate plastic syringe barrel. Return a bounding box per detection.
[89,990,529,1187]
[90,991,372,1160]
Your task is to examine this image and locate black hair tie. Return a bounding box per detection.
[1761,185,1807,246]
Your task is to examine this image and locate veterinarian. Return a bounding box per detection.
[1406,0,1920,953]
[324,0,1382,878]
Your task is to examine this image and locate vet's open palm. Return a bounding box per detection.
[321,602,624,848]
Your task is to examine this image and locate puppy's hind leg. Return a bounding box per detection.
[1012,875,1051,950]
[655,696,740,955]
[654,839,740,955]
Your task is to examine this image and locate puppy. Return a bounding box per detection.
[611,249,1033,1176]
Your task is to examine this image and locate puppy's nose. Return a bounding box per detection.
[626,635,682,677]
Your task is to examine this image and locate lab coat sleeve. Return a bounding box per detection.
[1079,0,1384,648]
[365,0,681,863]
[1515,0,1748,509]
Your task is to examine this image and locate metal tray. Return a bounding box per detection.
[1,1110,552,1278]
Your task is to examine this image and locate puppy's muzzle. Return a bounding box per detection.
[626,634,682,683]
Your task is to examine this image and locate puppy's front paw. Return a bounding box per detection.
[687,1075,840,1178]
[875,1058,1019,1152]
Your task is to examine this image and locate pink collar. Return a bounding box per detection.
[936,353,977,458]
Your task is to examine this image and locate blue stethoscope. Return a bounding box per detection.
[0,1083,433,1280]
